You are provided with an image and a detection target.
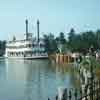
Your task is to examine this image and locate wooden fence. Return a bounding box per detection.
[48,79,100,100]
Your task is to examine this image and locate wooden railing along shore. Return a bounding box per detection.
[48,79,100,100]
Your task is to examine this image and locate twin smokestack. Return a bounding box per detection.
[25,19,40,42]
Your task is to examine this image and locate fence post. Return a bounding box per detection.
[48,98,50,100]
[99,80,100,98]
[62,88,67,100]
[96,80,100,100]
[96,85,99,100]
[84,86,88,100]
[74,88,77,100]
[56,95,58,100]
[69,90,72,100]
[80,88,82,99]
[90,62,94,100]
[93,80,96,98]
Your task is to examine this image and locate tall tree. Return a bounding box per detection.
[68,29,97,53]
[96,29,100,48]
[43,33,58,54]
[68,28,76,51]
[59,32,66,44]
[81,31,97,50]
[0,40,6,56]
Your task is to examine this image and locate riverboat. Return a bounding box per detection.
[5,20,48,59]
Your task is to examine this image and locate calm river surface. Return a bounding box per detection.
[0,59,80,100]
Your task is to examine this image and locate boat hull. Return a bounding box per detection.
[5,55,48,60]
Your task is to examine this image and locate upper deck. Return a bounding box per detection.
[6,38,45,49]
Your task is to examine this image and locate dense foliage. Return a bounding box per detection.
[43,28,100,54]
[43,33,58,54]
[0,40,6,56]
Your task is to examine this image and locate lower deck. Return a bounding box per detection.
[5,53,48,59]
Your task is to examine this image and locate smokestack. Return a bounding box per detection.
[37,19,40,43]
[25,19,28,40]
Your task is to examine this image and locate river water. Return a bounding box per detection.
[0,59,80,100]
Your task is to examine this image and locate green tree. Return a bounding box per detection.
[96,29,100,48]
[68,28,76,51]
[59,32,66,44]
[81,31,97,50]
[68,28,97,54]
[0,40,6,56]
[43,33,58,54]
[55,32,68,53]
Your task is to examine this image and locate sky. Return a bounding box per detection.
[0,0,100,40]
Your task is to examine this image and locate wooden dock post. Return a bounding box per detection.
[54,54,72,64]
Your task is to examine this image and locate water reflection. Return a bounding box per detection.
[55,64,80,90]
[24,60,49,100]
[0,59,80,100]
[0,59,6,80]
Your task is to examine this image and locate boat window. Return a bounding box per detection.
[22,52,24,55]
[40,44,44,47]
[32,44,35,47]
